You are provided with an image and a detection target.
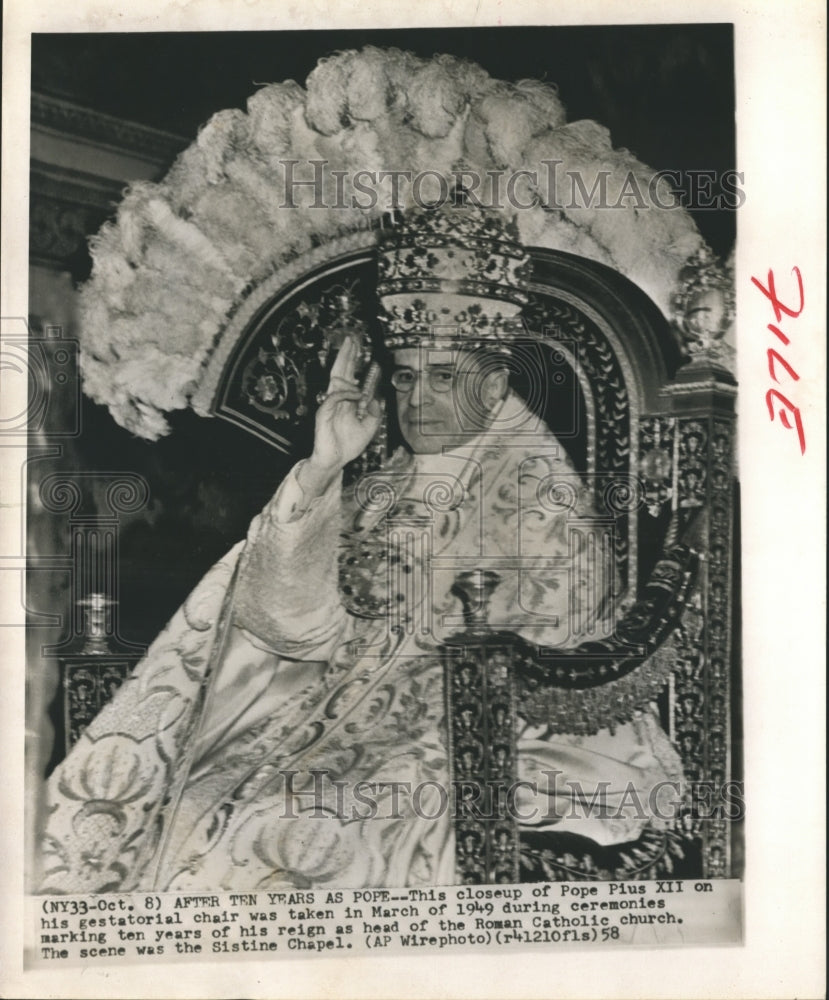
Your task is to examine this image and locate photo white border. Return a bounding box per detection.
[2,1,825,997]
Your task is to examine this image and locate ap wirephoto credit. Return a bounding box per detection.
[2,12,822,995]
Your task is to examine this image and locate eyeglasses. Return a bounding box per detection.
[390,367,457,394]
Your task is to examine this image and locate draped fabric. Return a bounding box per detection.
[38,393,683,894]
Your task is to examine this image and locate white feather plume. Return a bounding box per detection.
[79,46,715,440]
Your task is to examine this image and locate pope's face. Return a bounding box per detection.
[391,348,505,454]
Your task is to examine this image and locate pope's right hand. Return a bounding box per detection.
[299,336,382,497]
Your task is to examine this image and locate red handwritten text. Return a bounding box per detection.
[751,266,806,454]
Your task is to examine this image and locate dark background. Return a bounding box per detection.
[31,26,737,647]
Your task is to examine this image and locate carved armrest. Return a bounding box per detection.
[443,530,700,736]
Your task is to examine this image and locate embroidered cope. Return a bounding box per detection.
[38,393,683,893]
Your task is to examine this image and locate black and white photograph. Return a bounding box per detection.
[1,2,825,998]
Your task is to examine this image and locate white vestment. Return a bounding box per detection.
[39,393,683,893]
